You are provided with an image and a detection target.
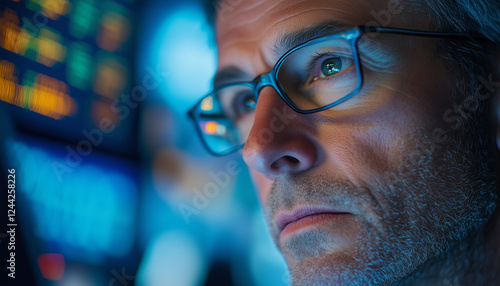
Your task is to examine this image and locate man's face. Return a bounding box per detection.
[216,0,496,284]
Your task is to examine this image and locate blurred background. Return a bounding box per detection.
[0,0,288,285]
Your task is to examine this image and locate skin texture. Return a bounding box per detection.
[215,0,499,285]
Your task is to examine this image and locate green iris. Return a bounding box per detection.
[321,58,342,77]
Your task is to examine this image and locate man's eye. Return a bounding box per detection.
[308,55,354,82]
[321,57,342,77]
[233,93,256,116]
[242,95,256,111]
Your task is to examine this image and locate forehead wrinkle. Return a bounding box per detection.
[220,7,356,65]
[268,7,350,33]
[219,0,347,47]
[219,0,277,17]
[218,0,394,75]
[269,6,347,24]
[266,0,372,28]
[217,3,282,53]
[217,0,282,34]
[218,0,391,55]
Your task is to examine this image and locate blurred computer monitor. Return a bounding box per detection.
[0,0,142,285]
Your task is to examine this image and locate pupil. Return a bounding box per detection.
[321,58,341,76]
[244,96,256,111]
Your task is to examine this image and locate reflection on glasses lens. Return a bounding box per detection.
[193,36,359,155]
[195,84,256,155]
[276,37,358,111]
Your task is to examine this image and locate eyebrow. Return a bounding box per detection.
[213,66,250,89]
[212,21,352,89]
[272,21,351,59]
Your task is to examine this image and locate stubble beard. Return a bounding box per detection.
[264,130,497,286]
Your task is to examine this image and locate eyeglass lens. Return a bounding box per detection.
[194,37,359,155]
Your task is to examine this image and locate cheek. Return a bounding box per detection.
[313,83,446,183]
[349,99,432,174]
[250,169,275,204]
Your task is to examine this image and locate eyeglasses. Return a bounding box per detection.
[188,25,483,156]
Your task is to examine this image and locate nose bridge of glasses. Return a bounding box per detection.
[253,73,276,98]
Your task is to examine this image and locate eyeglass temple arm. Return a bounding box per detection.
[358,26,488,41]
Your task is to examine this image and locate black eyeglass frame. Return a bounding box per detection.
[188,25,486,156]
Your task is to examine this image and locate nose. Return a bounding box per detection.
[242,87,318,176]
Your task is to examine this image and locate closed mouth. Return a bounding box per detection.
[276,207,352,234]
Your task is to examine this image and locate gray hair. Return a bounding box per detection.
[210,0,500,90]
[418,0,500,42]
[408,0,500,97]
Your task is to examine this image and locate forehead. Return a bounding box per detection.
[215,0,411,73]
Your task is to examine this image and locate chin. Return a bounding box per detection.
[280,214,431,286]
[280,227,377,285]
[288,252,396,286]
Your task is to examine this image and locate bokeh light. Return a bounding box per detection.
[148,3,217,111]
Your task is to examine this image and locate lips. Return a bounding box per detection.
[276,207,351,234]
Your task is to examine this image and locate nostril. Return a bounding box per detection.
[270,155,300,170]
[284,156,299,164]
